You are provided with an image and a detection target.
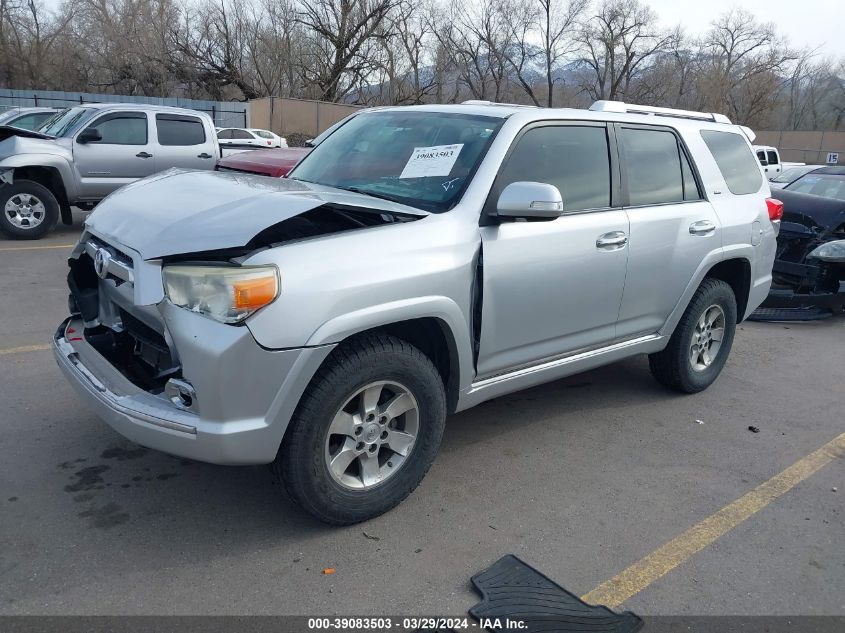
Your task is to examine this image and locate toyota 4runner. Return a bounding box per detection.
[54,101,780,524]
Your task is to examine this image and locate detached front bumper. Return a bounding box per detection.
[751,251,845,320]
[54,314,334,465]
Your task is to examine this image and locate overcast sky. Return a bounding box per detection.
[648,0,845,57]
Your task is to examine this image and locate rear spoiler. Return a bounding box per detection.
[738,126,756,143]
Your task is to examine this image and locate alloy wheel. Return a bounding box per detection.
[324,381,420,490]
[5,193,46,229]
[689,304,725,372]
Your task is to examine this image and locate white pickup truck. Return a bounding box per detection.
[752,145,805,180]
[0,103,220,239]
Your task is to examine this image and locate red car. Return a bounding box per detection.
[214,147,312,177]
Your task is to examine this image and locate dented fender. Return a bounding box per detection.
[305,296,475,389]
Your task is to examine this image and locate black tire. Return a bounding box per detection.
[649,278,737,393]
[0,179,59,240]
[274,333,447,525]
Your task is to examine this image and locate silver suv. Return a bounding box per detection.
[54,101,779,524]
[0,103,219,239]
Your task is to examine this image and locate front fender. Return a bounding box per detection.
[0,153,78,201]
[305,295,475,390]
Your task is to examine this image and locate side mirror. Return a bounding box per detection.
[495,181,563,219]
[77,128,102,144]
[304,138,316,148]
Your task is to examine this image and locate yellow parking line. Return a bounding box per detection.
[0,343,52,356]
[0,244,74,252]
[582,431,845,609]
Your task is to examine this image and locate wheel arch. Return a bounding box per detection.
[8,165,72,224]
[704,258,752,322]
[661,250,755,337]
[305,298,471,414]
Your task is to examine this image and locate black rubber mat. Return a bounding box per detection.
[469,555,643,633]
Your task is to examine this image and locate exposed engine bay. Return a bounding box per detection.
[752,188,845,321]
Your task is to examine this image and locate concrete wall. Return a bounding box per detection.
[755,130,845,165]
[249,97,363,137]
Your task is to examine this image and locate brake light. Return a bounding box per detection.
[766,198,783,222]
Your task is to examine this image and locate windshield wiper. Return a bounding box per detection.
[338,186,402,204]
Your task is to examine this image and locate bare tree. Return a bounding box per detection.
[697,8,798,125]
[532,0,586,106]
[577,0,675,102]
[295,0,397,102]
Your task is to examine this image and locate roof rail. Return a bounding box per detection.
[461,100,537,108]
[589,100,731,124]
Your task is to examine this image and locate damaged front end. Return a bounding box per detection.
[54,169,424,464]
[751,189,845,321]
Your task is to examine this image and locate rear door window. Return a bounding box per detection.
[620,127,700,206]
[767,150,779,165]
[492,124,612,212]
[701,130,763,195]
[156,114,206,146]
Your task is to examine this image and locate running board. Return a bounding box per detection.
[457,334,665,411]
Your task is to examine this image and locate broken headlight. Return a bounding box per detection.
[807,240,845,263]
[163,265,280,324]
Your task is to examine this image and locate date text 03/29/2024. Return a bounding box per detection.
[306,617,528,630]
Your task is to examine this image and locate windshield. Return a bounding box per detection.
[290,111,504,212]
[771,166,815,183]
[37,107,95,137]
[252,130,273,139]
[785,174,845,201]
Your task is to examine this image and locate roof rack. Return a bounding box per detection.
[461,100,537,108]
[589,100,732,124]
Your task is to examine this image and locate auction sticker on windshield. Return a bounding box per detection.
[400,144,464,179]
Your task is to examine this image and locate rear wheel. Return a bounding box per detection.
[275,334,446,525]
[649,278,737,393]
[0,180,59,239]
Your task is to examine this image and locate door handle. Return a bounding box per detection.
[197,153,212,159]
[135,151,153,159]
[689,220,716,236]
[596,231,628,249]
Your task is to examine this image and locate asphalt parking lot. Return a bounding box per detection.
[0,219,843,617]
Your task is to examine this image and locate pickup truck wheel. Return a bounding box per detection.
[275,334,446,525]
[648,278,737,393]
[0,180,59,239]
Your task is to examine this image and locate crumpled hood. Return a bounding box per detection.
[777,189,845,236]
[0,132,71,162]
[86,169,426,259]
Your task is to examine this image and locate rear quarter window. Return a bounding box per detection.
[701,130,762,195]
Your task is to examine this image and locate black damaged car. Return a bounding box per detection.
[751,166,845,320]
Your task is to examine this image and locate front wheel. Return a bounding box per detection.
[0,180,60,239]
[275,334,447,525]
[649,278,737,393]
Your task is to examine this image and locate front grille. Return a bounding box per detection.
[83,236,135,285]
[69,236,179,392]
